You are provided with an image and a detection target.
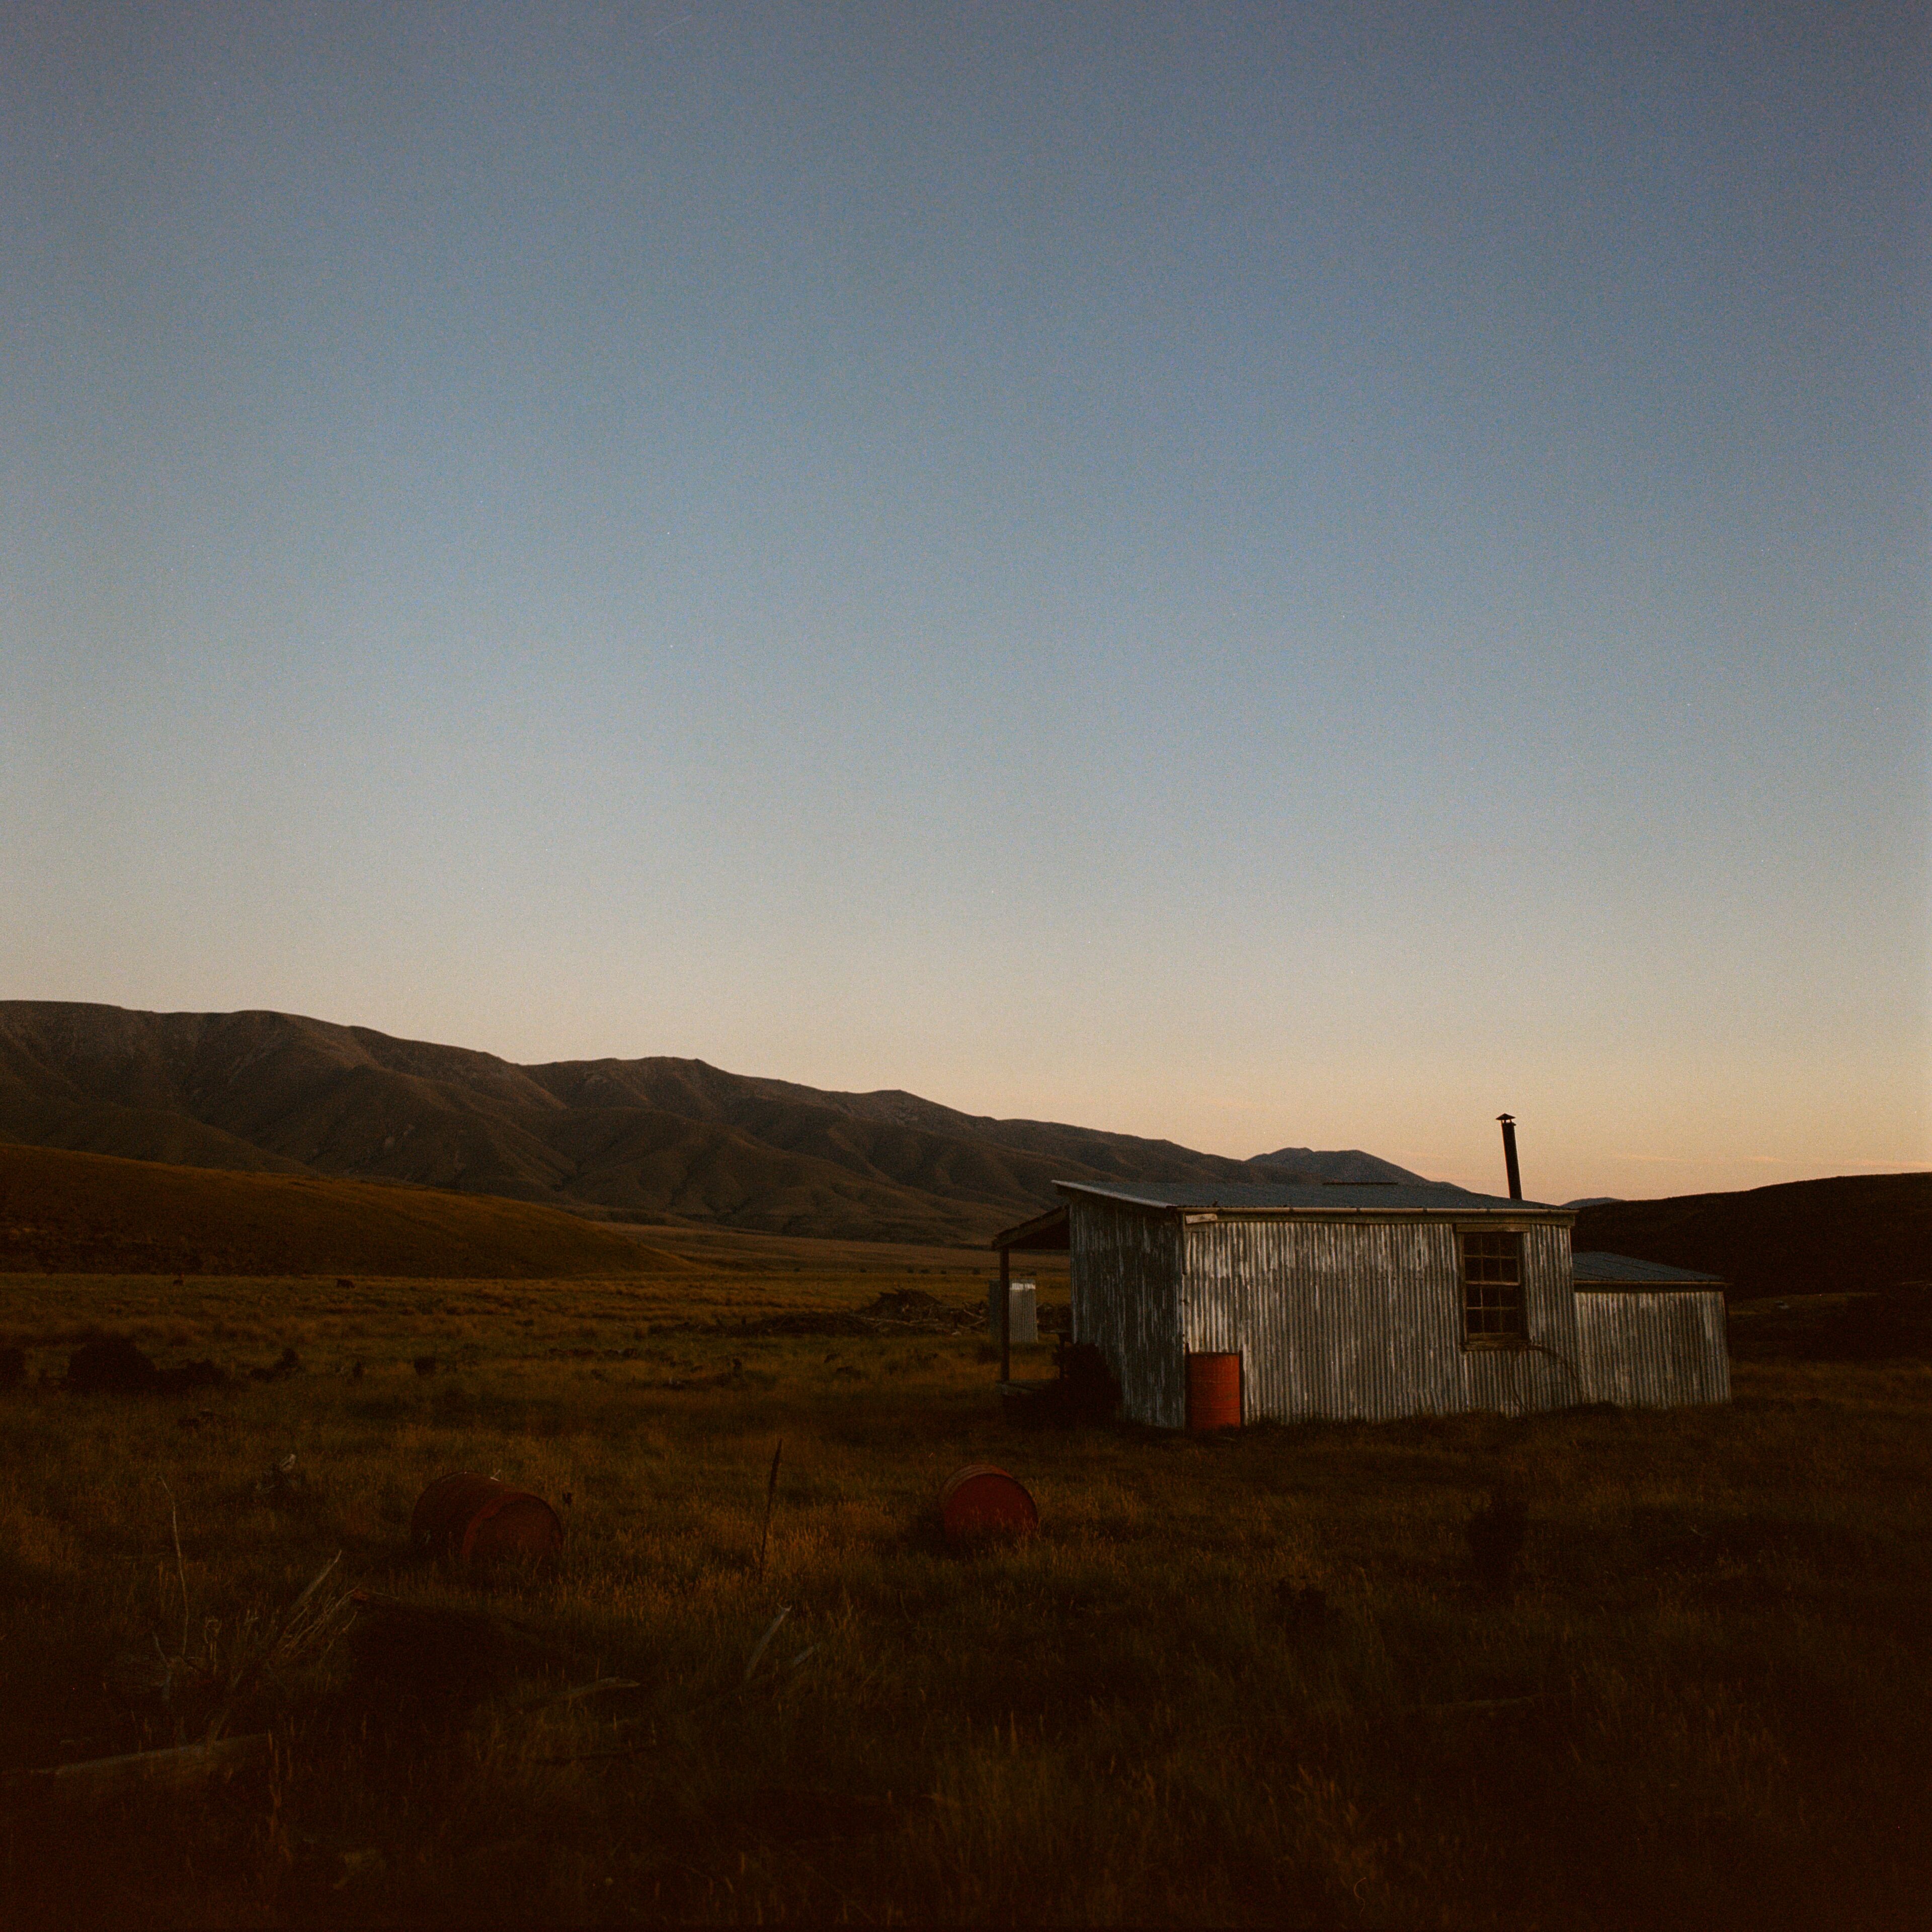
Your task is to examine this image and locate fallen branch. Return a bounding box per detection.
[1406,1694,1550,1717]
[539,1637,824,1765]
[742,1606,791,1684]
[8,1733,272,1807]
[157,1476,191,1659]
[756,1439,782,1581]
[208,1551,355,1737]
[347,1588,558,1651]
[525,1677,644,1712]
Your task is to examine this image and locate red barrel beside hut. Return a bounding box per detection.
[1185,1352,1243,1432]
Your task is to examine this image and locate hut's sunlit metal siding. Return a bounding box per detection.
[1063,1186,1727,1427]
[1575,1290,1730,1407]
[1070,1200,1185,1428]
[1182,1218,1585,1421]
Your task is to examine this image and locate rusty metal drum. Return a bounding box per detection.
[411,1473,564,1570]
[1186,1352,1243,1432]
[939,1464,1038,1543]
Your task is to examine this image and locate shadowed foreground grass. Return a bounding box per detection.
[1,1271,1927,1926]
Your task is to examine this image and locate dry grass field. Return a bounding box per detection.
[2,1262,1927,1927]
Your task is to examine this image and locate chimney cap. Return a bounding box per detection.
[1496,1112,1515,1123]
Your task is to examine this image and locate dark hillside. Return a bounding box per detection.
[1572,1173,1932,1300]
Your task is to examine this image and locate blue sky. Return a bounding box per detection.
[4,3,1925,1199]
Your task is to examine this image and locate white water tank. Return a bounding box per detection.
[988,1278,1038,1344]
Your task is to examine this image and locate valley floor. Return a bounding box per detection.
[1,1269,1926,1926]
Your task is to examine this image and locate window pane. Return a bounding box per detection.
[1462,1231,1525,1339]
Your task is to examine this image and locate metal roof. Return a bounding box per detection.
[1054,1180,1571,1219]
[1571,1250,1726,1289]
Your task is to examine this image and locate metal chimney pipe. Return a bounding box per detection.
[1497,1114,1523,1200]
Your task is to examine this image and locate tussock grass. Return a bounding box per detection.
[1,1271,1927,1926]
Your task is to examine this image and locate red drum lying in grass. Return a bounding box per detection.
[940,1464,1038,1543]
[411,1473,565,1571]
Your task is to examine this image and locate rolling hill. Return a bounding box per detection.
[1573,1174,1932,1300]
[0,1002,1408,1245]
[1245,1145,1428,1183]
[0,1143,686,1278]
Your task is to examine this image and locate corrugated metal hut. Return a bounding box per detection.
[993,1181,1728,1427]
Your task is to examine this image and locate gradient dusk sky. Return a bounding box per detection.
[3,3,1926,1202]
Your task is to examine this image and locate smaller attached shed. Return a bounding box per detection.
[1571,1252,1730,1408]
[993,1182,1730,1427]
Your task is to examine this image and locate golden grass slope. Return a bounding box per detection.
[0,1144,691,1278]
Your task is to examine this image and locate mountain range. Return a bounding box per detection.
[0,1003,1427,1246]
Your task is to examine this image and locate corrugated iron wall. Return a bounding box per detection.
[1181,1217,1586,1422]
[1070,1201,1185,1428]
[1575,1290,1731,1407]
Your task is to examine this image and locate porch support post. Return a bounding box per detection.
[999,1243,1011,1385]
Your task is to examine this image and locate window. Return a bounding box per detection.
[1461,1229,1526,1343]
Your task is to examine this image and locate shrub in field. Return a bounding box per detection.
[345,1598,512,1720]
[66,1333,163,1392]
[1466,1486,1528,1592]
